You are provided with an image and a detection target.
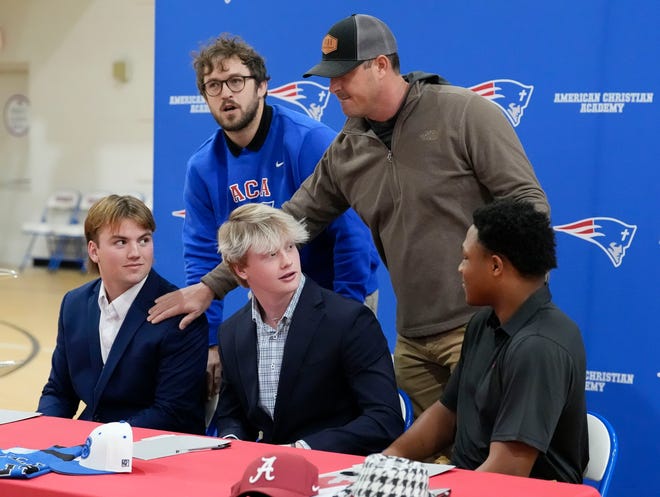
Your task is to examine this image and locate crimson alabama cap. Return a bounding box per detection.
[230,452,319,497]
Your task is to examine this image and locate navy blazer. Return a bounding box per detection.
[38,270,208,434]
[217,278,403,455]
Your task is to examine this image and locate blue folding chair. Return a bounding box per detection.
[584,411,618,497]
[398,389,414,431]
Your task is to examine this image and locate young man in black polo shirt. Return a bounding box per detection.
[383,199,589,483]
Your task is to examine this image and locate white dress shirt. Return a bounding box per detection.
[97,276,147,363]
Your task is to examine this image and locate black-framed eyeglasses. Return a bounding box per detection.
[202,75,255,96]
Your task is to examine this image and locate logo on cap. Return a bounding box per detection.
[249,456,277,483]
[321,35,338,54]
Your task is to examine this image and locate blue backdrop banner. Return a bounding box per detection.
[153,2,659,496]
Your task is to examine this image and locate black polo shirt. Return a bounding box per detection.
[442,285,589,483]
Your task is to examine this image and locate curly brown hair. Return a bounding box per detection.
[192,34,270,95]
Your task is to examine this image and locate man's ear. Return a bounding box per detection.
[88,240,99,263]
[491,254,504,276]
[234,263,248,280]
[257,80,268,99]
[375,54,390,74]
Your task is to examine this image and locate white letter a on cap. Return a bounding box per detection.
[249,456,277,483]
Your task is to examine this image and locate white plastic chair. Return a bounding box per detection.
[19,189,81,271]
[51,191,111,271]
[122,191,152,211]
[123,191,146,202]
[584,411,618,497]
[143,193,153,211]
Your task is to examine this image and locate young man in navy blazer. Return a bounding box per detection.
[214,203,403,455]
[38,195,208,434]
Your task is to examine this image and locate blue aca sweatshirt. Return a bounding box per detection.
[183,104,379,345]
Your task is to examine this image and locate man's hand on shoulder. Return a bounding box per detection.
[147,282,215,330]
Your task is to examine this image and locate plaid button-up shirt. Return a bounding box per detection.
[252,275,306,418]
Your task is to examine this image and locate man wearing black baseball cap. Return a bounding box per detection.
[303,14,398,78]
[148,14,549,438]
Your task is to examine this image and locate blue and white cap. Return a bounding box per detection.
[49,421,133,475]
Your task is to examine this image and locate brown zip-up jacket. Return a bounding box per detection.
[203,73,548,338]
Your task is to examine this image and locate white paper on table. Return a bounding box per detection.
[133,434,231,460]
[0,409,42,425]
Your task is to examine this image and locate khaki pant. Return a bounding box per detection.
[394,324,466,463]
[393,324,466,419]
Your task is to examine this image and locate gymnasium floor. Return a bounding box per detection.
[0,267,93,411]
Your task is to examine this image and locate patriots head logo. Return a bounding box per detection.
[554,217,637,268]
[469,79,534,127]
[172,209,185,219]
[268,81,332,121]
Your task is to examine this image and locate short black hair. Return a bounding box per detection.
[473,199,556,277]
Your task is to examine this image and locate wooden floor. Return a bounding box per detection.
[0,266,94,411]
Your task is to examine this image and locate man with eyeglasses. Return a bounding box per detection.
[177,34,380,411]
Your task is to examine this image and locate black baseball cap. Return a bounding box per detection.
[303,14,398,78]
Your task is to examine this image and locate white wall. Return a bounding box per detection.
[0,0,154,266]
